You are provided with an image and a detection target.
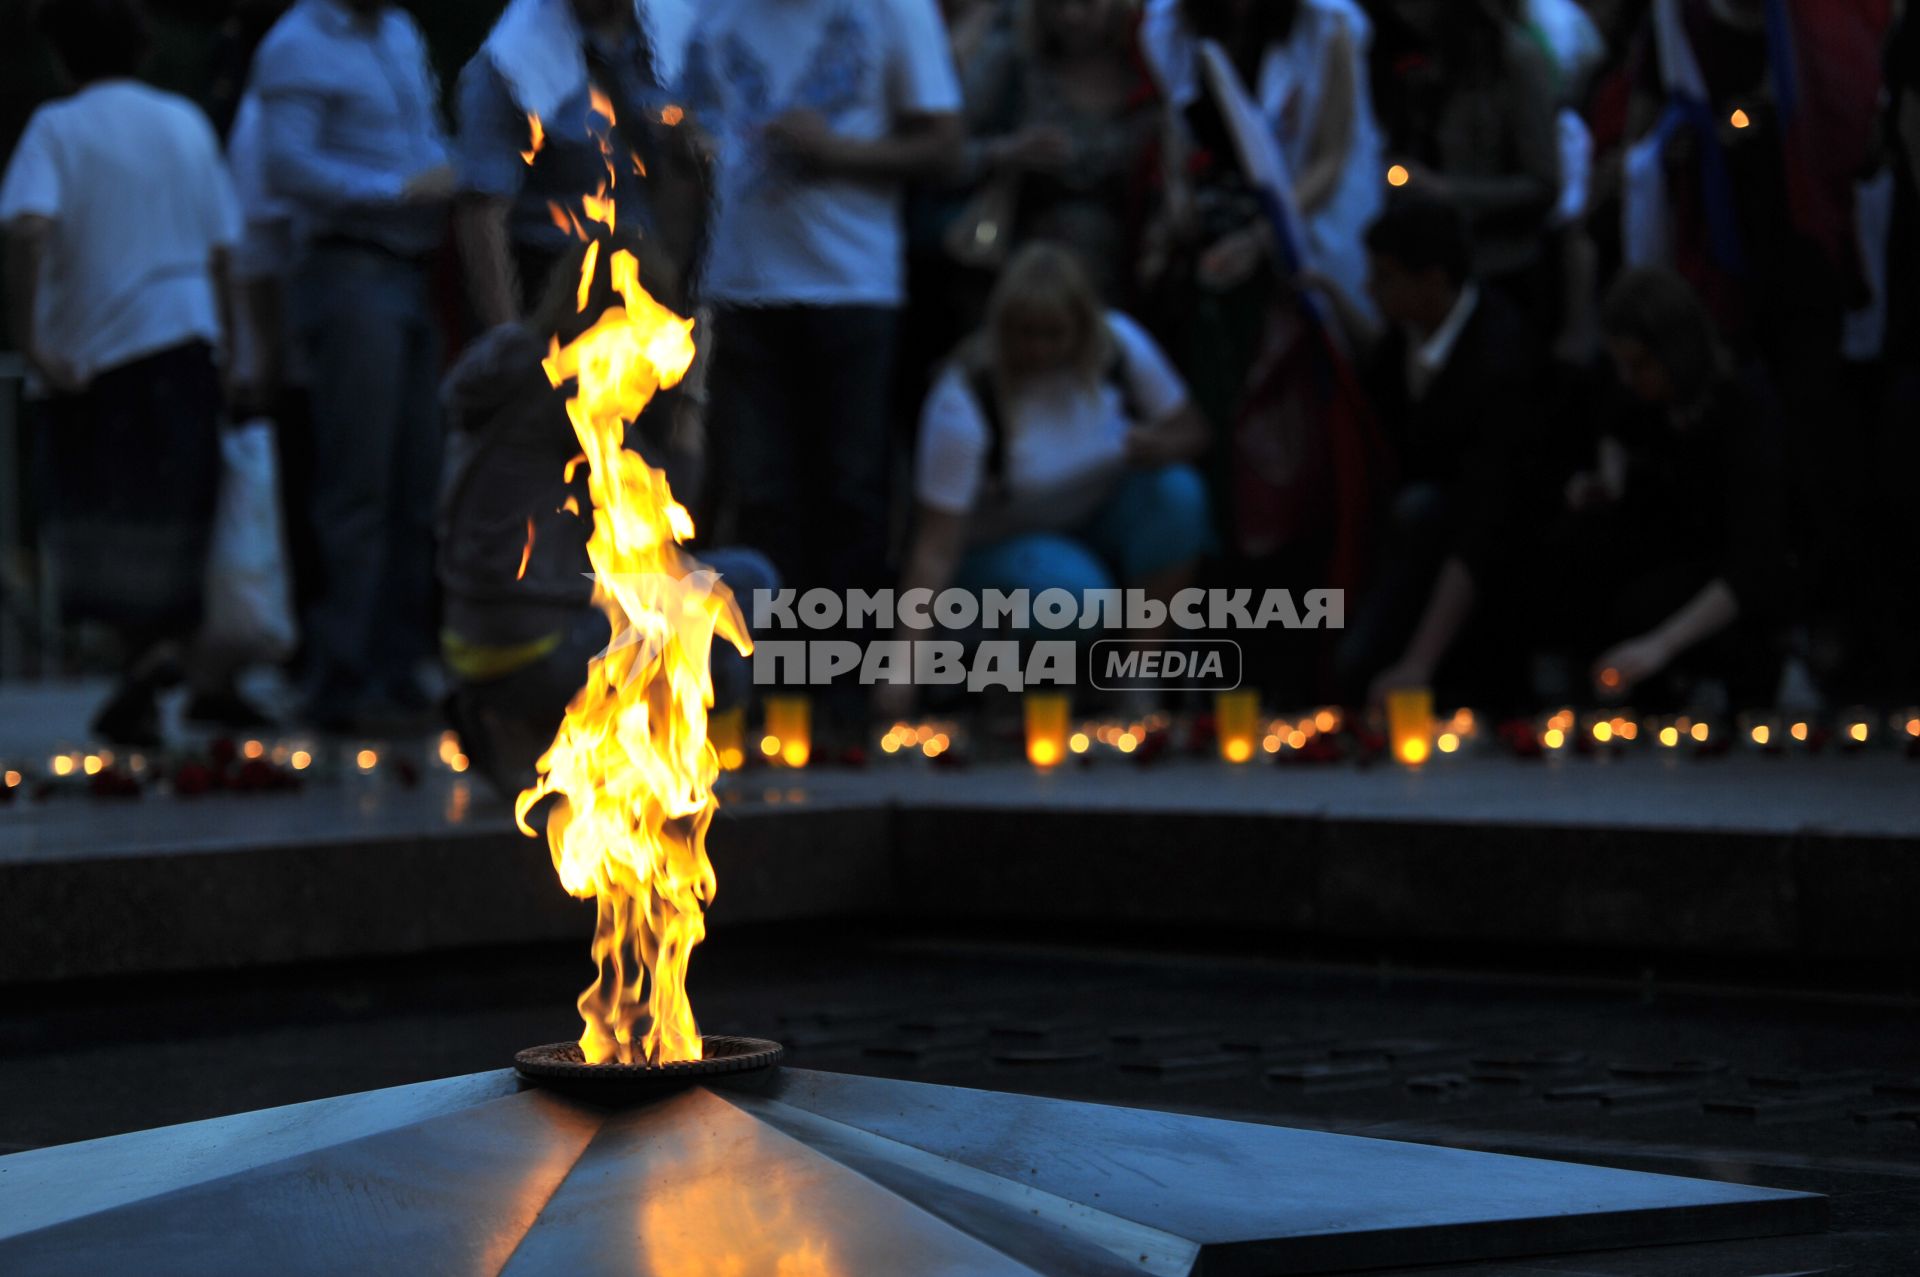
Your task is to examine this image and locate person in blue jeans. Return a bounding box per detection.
[251,0,454,732]
[879,243,1211,718]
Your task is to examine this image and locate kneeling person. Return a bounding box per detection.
[884,244,1211,713]
[438,241,773,797]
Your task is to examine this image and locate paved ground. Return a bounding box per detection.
[2,933,1916,1275]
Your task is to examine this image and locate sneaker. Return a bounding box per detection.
[184,690,276,730]
[92,683,163,748]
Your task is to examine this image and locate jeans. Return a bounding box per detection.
[40,342,221,646]
[709,305,896,728]
[708,305,896,603]
[292,244,442,712]
[952,465,1213,608]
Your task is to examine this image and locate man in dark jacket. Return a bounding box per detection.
[1321,198,1549,707]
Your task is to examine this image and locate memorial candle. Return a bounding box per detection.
[1214,689,1260,763]
[1387,687,1435,766]
[709,706,746,771]
[761,695,811,768]
[1024,692,1071,768]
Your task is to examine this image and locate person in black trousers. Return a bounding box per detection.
[1537,266,1791,708]
[1309,197,1550,709]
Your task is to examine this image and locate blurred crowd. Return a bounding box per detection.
[3,0,1916,762]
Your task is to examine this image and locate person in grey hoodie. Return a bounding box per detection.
[436,231,773,798]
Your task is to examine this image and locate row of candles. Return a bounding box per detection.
[706,689,1920,773]
[11,696,1916,797]
[1356,691,1916,768]
[1029,692,1919,770]
[5,731,480,800]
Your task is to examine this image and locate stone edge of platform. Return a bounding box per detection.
[1,799,1916,983]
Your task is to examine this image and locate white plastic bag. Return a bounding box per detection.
[1841,166,1894,362]
[203,417,298,662]
[1621,131,1671,269]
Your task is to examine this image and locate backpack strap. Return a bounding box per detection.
[966,361,1008,488]
[1103,336,1143,427]
[966,323,1143,490]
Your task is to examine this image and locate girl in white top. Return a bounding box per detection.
[882,244,1211,716]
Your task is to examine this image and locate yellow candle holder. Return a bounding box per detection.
[1539,706,1577,754]
[709,705,746,771]
[1839,706,1874,749]
[1582,709,1637,750]
[1738,711,1782,752]
[1608,710,1640,744]
[1214,689,1260,763]
[880,721,955,759]
[1895,708,1920,748]
[1023,692,1071,768]
[760,695,811,768]
[1386,687,1435,766]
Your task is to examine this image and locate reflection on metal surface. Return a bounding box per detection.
[0,1067,1826,1277]
[637,1143,843,1277]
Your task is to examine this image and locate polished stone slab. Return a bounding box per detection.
[0,1066,1823,1276]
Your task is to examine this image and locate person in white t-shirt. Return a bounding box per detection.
[679,0,962,729]
[881,243,1211,715]
[0,0,244,745]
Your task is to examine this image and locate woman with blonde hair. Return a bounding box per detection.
[880,244,1209,712]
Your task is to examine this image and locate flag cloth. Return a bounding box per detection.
[1195,41,1387,591]
[1765,0,1892,287]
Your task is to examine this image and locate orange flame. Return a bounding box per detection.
[517,515,535,580]
[577,238,601,311]
[522,112,546,165]
[548,200,587,238]
[582,182,617,233]
[514,244,748,1066]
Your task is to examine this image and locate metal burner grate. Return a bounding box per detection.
[514,1036,784,1099]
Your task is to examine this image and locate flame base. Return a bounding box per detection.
[514,1035,785,1103]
